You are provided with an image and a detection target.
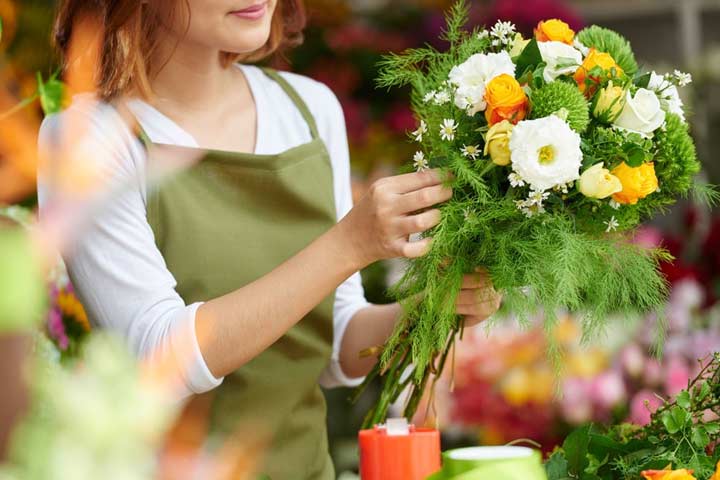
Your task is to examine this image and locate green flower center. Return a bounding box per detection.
[538,145,556,165]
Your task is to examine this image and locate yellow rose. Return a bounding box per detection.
[509,33,530,58]
[534,19,575,45]
[484,74,528,126]
[611,162,658,205]
[593,81,626,123]
[574,49,624,95]
[578,163,623,199]
[642,466,697,480]
[483,120,514,166]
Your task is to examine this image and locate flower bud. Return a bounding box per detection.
[592,81,626,123]
[483,120,514,166]
[578,163,623,199]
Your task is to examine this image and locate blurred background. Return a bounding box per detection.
[1,0,720,478]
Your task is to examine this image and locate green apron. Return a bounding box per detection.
[143,68,337,480]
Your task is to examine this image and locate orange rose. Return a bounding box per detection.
[611,162,658,205]
[709,461,720,480]
[534,19,575,45]
[574,49,624,94]
[484,74,528,126]
[641,466,696,480]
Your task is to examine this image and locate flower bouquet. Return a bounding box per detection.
[355,1,715,427]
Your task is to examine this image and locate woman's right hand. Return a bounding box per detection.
[340,169,452,269]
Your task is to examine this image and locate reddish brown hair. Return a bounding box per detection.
[53,0,306,101]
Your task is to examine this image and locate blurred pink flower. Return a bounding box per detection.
[47,307,68,350]
[620,343,645,378]
[384,102,416,135]
[633,226,664,249]
[306,61,361,97]
[629,390,663,426]
[590,370,626,410]
[560,378,593,425]
[339,97,371,145]
[664,355,691,397]
[643,358,663,387]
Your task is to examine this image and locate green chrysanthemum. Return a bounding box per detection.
[530,81,590,133]
[654,113,700,196]
[577,26,638,76]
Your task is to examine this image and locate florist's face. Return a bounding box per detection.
[170,0,278,55]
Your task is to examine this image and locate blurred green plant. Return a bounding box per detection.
[0,334,179,480]
[546,354,720,480]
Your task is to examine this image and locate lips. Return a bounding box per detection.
[230,1,268,20]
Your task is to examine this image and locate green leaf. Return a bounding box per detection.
[704,422,720,434]
[37,72,64,116]
[563,425,591,476]
[515,39,543,82]
[691,425,710,448]
[662,405,690,434]
[696,381,711,402]
[635,72,651,89]
[676,390,691,409]
[0,17,3,43]
[545,452,569,480]
[622,143,646,167]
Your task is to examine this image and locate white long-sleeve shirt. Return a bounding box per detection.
[37,64,370,396]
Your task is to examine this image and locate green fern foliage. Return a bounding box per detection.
[577,26,639,76]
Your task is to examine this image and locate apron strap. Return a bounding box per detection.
[260,67,320,140]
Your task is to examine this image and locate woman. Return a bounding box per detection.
[38,0,501,478]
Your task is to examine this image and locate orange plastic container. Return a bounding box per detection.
[358,424,441,480]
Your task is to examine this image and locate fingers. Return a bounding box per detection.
[400,237,433,258]
[398,209,442,235]
[394,184,453,214]
[461,269,491,289]
[455,293,502,317]
[387,169,445,194]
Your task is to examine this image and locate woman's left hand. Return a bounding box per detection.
[455,269,502,327]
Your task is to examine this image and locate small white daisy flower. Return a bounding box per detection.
[412,120,427,142]
[413,151,429,172]
[604,216,619,232]
[527,189,550,206]
[478,30,489,40]
[463,207,473,220]
[440,119,458,141]
[433,90,451,105]
[461,144,481,160]
[609,199,621,210]
[508,173,525,188]
[423,90,438,104]
[674,70,692,87]
[490,20,516,45]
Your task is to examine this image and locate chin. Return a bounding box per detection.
[222,27,272,56]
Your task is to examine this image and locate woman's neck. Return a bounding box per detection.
[149,35,242,114]
[142,32,257,152]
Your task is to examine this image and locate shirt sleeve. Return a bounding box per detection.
[297,80,371,388]
[37,98,223,397]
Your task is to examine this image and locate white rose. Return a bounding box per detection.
[648,71,685,122]
[509,116,583,192]
[448,51,516,115]
[537,41,582,82]
[613,88,666,137]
